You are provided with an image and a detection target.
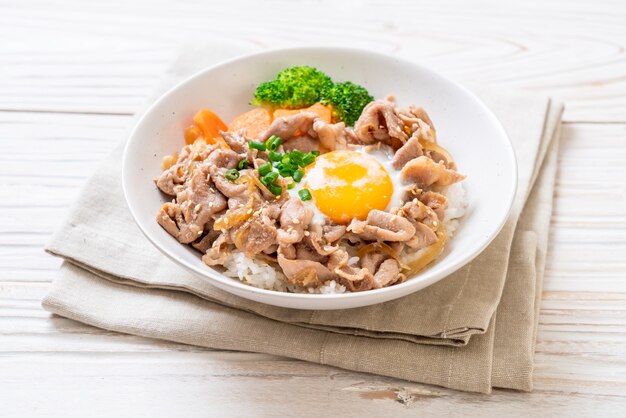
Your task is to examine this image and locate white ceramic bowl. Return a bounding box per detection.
[123,47,516,310]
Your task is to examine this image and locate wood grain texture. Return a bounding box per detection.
[1,0,626,416]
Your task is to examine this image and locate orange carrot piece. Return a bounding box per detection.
[273,102,332,124]
[192,109,227,143]
[228,108,271,139]
[184,125,203,145]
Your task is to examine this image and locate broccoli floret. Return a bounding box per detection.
[252,66,333,109]
[322,81,373,126]
[252,66,374,126]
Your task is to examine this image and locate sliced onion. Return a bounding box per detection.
[419,137,455,167]
[404,225,447,276]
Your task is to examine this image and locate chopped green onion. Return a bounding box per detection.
[287,182,295,190]
[268,151,282,162]
[301,153,316,166]
[261,171,279,185]
[277,162,294,176]
[237,159,249,170]
[225,169,239,181]
[248,141,266,151]
[269,183,283,196]
[258,162,272,176]
[292,169,304,183]
[311,150,320,156]
[298,188,312,201]
[265,135,282,151]
[281,155,291,164]
[289,149,305,161]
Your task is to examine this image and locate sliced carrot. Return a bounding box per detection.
[228,107,271,139]
[184,125,203,145]
[192,109,227,144]
[273,102,332,124]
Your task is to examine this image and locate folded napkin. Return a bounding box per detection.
[43,45,562,394]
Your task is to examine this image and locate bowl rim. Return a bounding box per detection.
[122,45,518,301]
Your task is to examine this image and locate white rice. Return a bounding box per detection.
[222,250,347,294]
[221,183,467,294]
[442,181,468,238]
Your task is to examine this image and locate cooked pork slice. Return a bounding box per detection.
[399,196,429,220]
[391,132,424,170]
[347,210,416,242]
[353,100,408,149]
[295,242,327,263]
[401,156,465,188]
[202,233,230,266]
[156,165,227,243]
[156,202,181,237]
[289,267,325,288]
[220,130,248,154]
[282,136,319,153]
[192,228,221,253]
[205,147,241,169]
[322,224,347,243]
[417,190,447,221]
[209,166,248,198]
[396,105,435,132]
[260,112,317,141]
[277,253,334,285]
[305,224,339,256]
[405,222,438,249]
[155,141,218,195]
[276,199,314,245]
[155,163,186,195]
[312,120,347,150]
[400,199,441,232]
[264,200,284,220]
[236,216,277,257]
[328,248,370,283]
[373,259,403,288]
[360,252,386,275]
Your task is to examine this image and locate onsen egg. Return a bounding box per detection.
[303,150,401,224]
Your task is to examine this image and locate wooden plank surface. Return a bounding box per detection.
[1,0,626,416]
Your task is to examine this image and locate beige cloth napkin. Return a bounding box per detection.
[42,45,563,393]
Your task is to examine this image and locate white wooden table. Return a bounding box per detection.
[2,0,626,415]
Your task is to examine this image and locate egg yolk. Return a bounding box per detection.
[304,150,393,224]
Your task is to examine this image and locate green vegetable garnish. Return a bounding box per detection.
[248,141,267,151]
[288,149,304,166]
[287,182,295,190]
[252,66,333,109]
[301,153,316,167]
[258,162,272,177]
[252,66,373,126]
[225,169,239,181]
[322,81,373,126]
[265,135,282,151]
[268,150,282,162]
[237,159,249,170]
[292,169,304,183]
[277,162,294,177]
[298,188,312,201]
[269,183,283,196]
[261,171,279,186]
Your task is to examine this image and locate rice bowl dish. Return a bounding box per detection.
[153,66,467,294]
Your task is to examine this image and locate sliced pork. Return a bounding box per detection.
[353,100,408,149]
[347,210,416,242]
[400,156,465,188]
